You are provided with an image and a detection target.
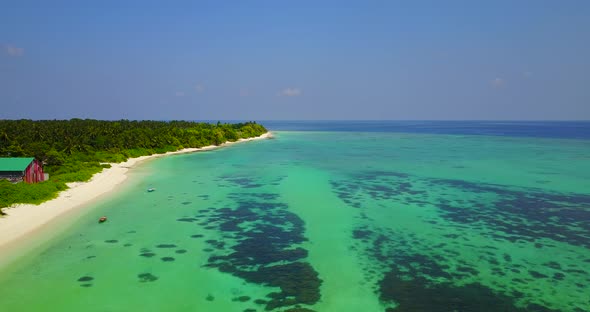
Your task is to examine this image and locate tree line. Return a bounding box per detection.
[0,119,267,210]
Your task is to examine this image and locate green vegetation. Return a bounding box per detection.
[0,119,267,211]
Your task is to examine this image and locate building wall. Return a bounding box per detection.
[23,160,45,183]
[0,174,23,183]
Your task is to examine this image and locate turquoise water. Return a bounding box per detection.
[1,131,589,311]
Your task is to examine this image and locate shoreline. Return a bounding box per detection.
[0,132,272,259]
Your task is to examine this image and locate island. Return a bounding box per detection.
[0,119,270,250]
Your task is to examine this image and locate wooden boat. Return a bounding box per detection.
[98,216,107,223]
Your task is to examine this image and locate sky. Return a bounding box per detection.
[1,0,589,120]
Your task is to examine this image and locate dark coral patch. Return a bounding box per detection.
[329,171,582,312]
[221,176,262,188]
[431,180,590,248]
[529,270,549,279]
[177,218,197,222]
[105,240,118,243]
[138,273,158,282]
[139,252,156,258]
[77,276,94,282]
[200,194,321,311]
[175,249,187,254]
[456,266,479,275]
[190,234,204,238]
[544,261,562,270]
[565,268,587,274]
[353,228,372,240]
[161,257,175,262]
[205,239,225,249]
[333,170,590,248]
[80,284,93,288]
[232,296,251,302]
[553,273,566,280]
[156,244,177,248]
[212,262,321,311]
[379,267,558,312]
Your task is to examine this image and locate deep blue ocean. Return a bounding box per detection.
[258,121,590,140]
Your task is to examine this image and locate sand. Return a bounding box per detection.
[0,132,273,252]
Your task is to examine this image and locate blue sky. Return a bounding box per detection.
[1,1,589,120]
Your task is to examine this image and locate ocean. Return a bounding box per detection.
[0,121,589,312]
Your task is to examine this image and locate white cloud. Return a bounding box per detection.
[195,84,205,93]
[175,91,185,97]
[3,44,24,57]
[490,78,505,88]
[278,87,302,97]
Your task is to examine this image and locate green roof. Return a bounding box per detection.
[0,157,35,172]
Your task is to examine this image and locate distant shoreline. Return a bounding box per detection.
[0,132,272,263]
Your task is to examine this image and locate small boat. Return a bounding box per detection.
[147,188,156,192]
[98,216,107,223]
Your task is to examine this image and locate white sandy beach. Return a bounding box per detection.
[0,132,272,254]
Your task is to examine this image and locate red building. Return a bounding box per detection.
[0,157,45,183]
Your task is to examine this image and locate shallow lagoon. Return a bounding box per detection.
[0,129,589,311]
